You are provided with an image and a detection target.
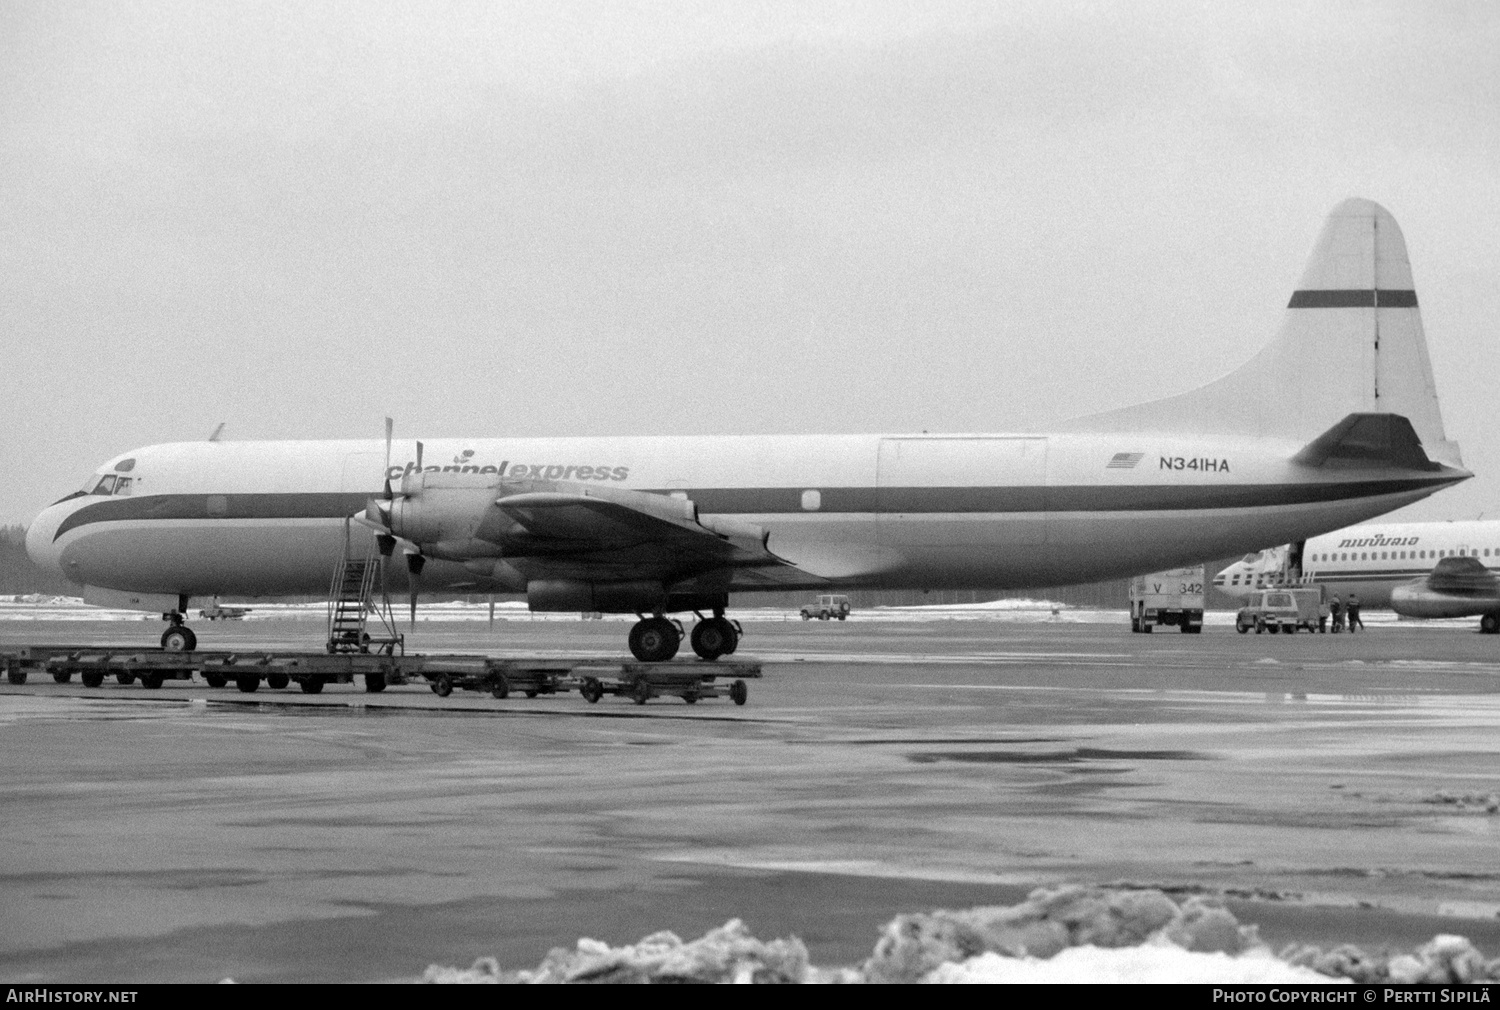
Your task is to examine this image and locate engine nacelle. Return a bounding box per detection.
[1390,583,1500,619]
[527,579,667,614]
[366,472,517,548]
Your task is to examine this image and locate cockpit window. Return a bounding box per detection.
[91,475,117,495]
[1241,554,1258,564]
[113,477,133,496]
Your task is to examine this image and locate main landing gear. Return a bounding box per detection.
[626,612,741,662]
[159,597,197,652]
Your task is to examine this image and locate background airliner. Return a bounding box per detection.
[1214,519,1500,631]
[25,199,1469,659]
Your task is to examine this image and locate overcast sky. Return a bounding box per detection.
[2,1,1497,527]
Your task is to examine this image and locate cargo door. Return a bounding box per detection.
[875,437,1049,583]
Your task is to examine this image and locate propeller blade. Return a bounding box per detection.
[383,417,395,499]
[376,534,396,557]
[405,552,426,627]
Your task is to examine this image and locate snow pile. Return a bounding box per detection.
[422,919,833,984]
[860,886,1270,982]
[924,944,1328,983]
[424,885,1500,984]
[1280,934,1500,984]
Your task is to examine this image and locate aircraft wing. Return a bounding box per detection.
[494,487,826,590]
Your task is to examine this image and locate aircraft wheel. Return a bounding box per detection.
[299,678,324,694]
[266,674,289,690]
[81,669,104,688]
[729,680,748,706]
[160,626,196,652]
[204,674,227,688]
[690,617,735,661]
[580,677,603,704]
[629,617,680,663]
[236,676,259,693]
[1482,613,1500,634]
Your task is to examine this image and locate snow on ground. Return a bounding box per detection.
[420,885,1499,984]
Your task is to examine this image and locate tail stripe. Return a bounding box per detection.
[1288,289,1418,309]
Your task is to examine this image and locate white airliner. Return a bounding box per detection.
[25,199,1470,659]
[1214,520,1500,631]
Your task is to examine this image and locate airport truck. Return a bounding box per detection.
[1129,567,1205,633]
[1235,586,1328,634]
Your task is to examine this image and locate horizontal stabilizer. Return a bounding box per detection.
[1423,556,1498,595]
[1291,413,1440,471]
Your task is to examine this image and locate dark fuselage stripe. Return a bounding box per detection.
[1286,289,1419,309]
[53,476,1461,541]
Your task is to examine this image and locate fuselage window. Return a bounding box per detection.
[91,475,117,495]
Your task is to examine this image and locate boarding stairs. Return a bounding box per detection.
[326,523,403,655]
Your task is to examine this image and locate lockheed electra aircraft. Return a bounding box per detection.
[25,199,1470,660]
[1214,519,1500,632]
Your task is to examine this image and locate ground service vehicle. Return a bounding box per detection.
[1236,587,1328,634]
[1129,567,1204,633]
[801,595,851,621]
[198,598,251,621]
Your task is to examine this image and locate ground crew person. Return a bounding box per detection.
[1330,595,1344,632]
[1347,593,1363,632]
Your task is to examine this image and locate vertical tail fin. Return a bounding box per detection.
[1063,198,1461,466]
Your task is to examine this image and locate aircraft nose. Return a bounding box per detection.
[24,504,65,575]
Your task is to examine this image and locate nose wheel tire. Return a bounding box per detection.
[690,617,737,661]
[628,617,681,663]
[160,626,197,652]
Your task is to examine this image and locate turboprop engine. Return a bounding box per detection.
[364,470,515,561]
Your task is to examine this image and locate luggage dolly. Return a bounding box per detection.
[575,661,758,706]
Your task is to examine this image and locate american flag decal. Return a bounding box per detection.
[1106,452,1144,469]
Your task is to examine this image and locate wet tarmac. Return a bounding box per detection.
[4,616,1500,982]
